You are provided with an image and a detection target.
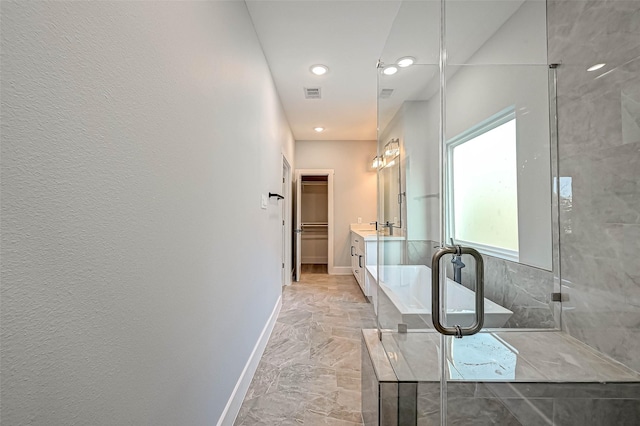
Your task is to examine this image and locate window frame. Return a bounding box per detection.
[445,106,519,263]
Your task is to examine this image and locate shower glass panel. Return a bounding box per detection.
[372,0,640,424]
[442,0,563,422]
[376,62,440,332]
[376,2,445,420]
[375,0,441,338]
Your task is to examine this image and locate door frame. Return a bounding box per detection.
[294,169,334,280]
[281,155,292,286]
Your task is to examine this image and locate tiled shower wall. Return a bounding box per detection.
[548,0,640,371]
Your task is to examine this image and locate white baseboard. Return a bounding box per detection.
[330,266,352,275]
[217,295,282,426]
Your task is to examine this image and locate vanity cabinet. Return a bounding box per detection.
[351,227,405,308]
[350,231,365,292]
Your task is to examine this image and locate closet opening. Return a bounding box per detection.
[294,169,334,280]
[301,175,328,274]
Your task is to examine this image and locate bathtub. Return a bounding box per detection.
[367,264,513,328]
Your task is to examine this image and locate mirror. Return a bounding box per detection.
[378,138,402,232]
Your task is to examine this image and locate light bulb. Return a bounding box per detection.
[587,63,606,72]
[397,56,416,68]
[382,66,398,76]
[310,65,329,76]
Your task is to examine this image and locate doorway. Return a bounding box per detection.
[294,169,334,281]
[301,175,328,274]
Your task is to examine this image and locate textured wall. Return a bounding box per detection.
[295,140,377,269]
[548,0,640,371]
[1,2,293,424]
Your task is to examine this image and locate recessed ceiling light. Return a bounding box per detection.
[397,56,416,68]
[310,64,329,76]
[314,127,325,132]
[382,66,398,76]
[587,63,606,72]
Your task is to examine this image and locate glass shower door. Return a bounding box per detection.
[436,0,562,423]
[376,0,448,423]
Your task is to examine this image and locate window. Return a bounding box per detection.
[447,107,519,261]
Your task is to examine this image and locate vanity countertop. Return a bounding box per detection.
[356,231,378,239]
[349,224,375,238]
[349,224,404,241]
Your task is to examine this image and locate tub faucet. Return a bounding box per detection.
[382,221,394,236]
[450,239,465,284]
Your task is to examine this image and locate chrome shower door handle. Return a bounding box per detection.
[431,245,484,337]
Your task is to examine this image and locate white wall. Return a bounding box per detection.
[295,140,377,270]
[447,0,551,270]
[0,2,294,425]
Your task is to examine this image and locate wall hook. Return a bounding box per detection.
[269,192,284,200]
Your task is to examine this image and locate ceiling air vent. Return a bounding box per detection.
[304,87,322,99]
[379,88,394,99]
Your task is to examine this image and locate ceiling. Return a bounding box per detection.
[246,1,401,141]
[246,1,524,141]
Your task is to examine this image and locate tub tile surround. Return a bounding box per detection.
[405,240,556,330]
[548,0,640,372]
[362,329,640,425]
[235,272,375,425]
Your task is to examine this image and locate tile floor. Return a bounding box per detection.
[234,270,376,425]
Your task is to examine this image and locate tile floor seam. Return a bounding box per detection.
[234,272,375,426]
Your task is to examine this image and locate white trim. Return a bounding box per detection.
[281,155,292,287]
[453,238,519,263]
[330,266,352,275]
[447,107,516,149]
[295,173,302,282]
[216,296,282,426]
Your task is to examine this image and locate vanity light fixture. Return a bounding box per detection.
[587,63,606,72]
[397,56,416,68]
[382,66,398,76]
[310,64,329,76]
[382,139,399,168]
[384,138,400,158]
[314,127,325,133]
[371,156,383,169]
